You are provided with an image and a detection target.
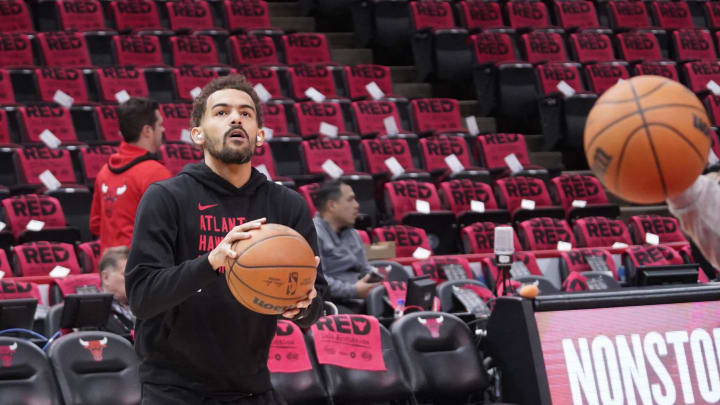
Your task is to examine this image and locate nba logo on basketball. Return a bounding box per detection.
[286,272,298,296]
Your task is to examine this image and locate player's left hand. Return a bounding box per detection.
[282,257,320,319]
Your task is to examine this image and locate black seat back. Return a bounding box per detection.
[0,337,62,405]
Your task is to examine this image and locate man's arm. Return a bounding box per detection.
[125,184,218,319]
[667,174,720,270]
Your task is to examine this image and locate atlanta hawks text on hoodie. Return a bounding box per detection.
[125,162,327,396]
[89,142,171,253]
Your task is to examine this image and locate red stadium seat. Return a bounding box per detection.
[1,194,70,239]
[495,176,562,221]
[568,31,615,64]
[461,221,522,254]
[173,66,221,101]
[343,65,394,100]
[517,216,576,251]
[239,66,285,100]
[159,103,192,142]
[536,62,585,96]
[520,30,568,64]
[584,61,629,94]
[418,135,478,177]
[18,105,77,144]
[469,31,517,65]
[95,66,149,102]
[223,0,272,32]
[672,29,715,61]
[616,31,662,62]
[506,1,550,29]
[0,0,33,33]
[705,2,720,29]
[409,1,456,31]
[651,0,693,30]
[572,216,632,248]
[457,0,505,31]
[297,182,319,216]
[627,214,687,245]
[549,174,618,218]
[262,101,297,137]
[411,256,474,286]
[684,60,720,93]
[383,179,444,223]
[113,35,164,67]
[14,146,78,186]
[36,31,92,67]
[351,100,404,137]
[229,35,280,66]
[78,144,118,185]
[94,106,123,142]
[12,241,82,277]
[110,0,162,31]
[56,0,106,31]
[0,34,34,67]
[34,67,89,104]
[77,240,101,273]
[281,33,331,65]
[159,144,203,176]
[411,98,465,135]
[165,0,215,31]
[607,0,651,30]
[293,101,347,139]
[559,248,618,280]
[371,225,431,258]
[360,138,419,176]
[170,35,220,66]
[554,0,598,30]
[300,138,356,176]
[633,60,679,82]
[288,64,339,101]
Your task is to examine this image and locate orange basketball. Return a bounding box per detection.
[584,75,712,204]
[225,223,316,315]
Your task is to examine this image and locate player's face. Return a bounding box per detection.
[199,89,264,165]
[332,184,360,227]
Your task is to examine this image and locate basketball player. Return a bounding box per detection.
[667,172,720,274]
[125,75,327,405]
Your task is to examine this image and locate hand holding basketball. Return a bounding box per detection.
[282,281,318,319]
[207,218,267,270]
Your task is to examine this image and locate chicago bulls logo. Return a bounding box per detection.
[79,336,108,361]
[101,183,127,218]
[417,315,444,338]
[0,342,18,367]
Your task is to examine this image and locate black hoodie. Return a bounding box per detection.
[125,162,327,396]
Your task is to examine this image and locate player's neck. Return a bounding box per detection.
[204,156,252,189]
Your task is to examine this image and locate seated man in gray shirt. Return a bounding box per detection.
[313,180,382,313]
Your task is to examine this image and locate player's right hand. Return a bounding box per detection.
[207,218,266,270]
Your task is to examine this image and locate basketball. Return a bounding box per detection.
[225,223,317,315]
[584,75,712,204]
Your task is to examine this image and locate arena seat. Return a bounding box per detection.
[159,143,203,176]
[1,194,80,245]
[461,221,521,254]
[158,102,192,142]
[517,216,576,251]
[671,28,715,61]
[558,247,619,281]
[606,0,652,30]
[222,0,274,33]
[549,174,619,219]
[288,64,342,101]
[112,34,165,67]
[109,0,162,31]
[651,0,693,30]
[12,241,82,277]
[554,0,599,30]
[572,216,632,248]
[36,31,92,67]
[391,311,491,404]
[281,33,332,66]
[372,225,432,258]
[170,35,220,67]
[78,144,118,186]
[293,101,350,139]
[309,316,414,404]
[410,256,475,286]
[95,66,150,102]
[506,0,551,29]
[18,104,78,144]
[165,0,216,32]
[436,279,494,314]
[34,67,90,105]
[457,0,505,31]
[50,273,102,305]
[93,106,123,142]
[47,331,140,405]
[77,240,100,274]
[495,176,564,222]
[343,64,394,100]
[568,30,615,64]
[0,0,33,33]
[439,179,510,226]
[627,214,688,245]
[0,337,62,405]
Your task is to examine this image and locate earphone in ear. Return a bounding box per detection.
[256,136,261,142]
[197,134,203,139]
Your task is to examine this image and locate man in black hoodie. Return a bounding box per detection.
[125,75,327,404]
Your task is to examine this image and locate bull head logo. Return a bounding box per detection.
[417,315,444,338]
[79,337,108,361]
[0,342,18,367]
[101,183,127,218]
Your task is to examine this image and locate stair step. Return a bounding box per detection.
[392,83,431,99]
[529,151,564,170]
[619,205,670,221]
[325,33,356,49]
[524,134,544,152]
[269,16,315,32]
[268,2,301,17]
[331,48,373,65]
[390,66,418,83]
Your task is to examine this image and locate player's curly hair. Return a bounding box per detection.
[190,74,263,129]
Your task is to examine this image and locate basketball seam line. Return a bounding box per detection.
[645,123,706,161]
[630,80,668,196]
[594,81,667,105]
[227,269,307,302]
[614,124,648,197]
[232,233,306,257]
[586,103,707,151]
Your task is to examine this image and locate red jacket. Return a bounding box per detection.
[90,142,172,254]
